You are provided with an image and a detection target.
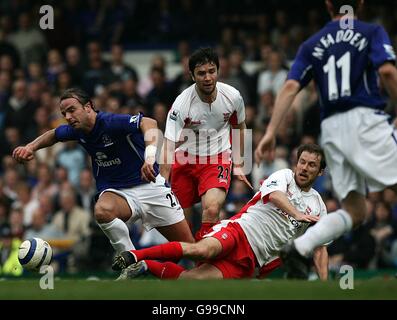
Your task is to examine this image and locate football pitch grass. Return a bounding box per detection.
[1,278,396,300]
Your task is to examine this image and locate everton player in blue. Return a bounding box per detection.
[255,0,397,278]
[13,88,194,278]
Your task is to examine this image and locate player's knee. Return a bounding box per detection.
[94,202,116,223]
[203,203,222,220]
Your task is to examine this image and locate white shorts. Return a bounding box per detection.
[99,175,184,231]
[320,107,397,200]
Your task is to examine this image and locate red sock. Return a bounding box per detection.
[131,242,183,261]
[194,222,216,241]
[145,260,185,279]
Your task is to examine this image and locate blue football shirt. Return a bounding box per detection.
[288,19,396,119]
[55,112,159,193]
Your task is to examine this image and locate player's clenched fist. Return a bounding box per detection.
[12,145,35,163]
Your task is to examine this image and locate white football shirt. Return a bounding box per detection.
[164,82,245,156]
[234,169,327,267]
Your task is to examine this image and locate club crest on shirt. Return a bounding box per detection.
[102,134,114,147]
[184,117,202,126]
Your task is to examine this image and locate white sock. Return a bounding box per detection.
[98,218,136,253]
[294,209,353,257]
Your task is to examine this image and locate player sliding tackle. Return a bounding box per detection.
[113,144,329,280]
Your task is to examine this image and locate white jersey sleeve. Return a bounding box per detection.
[164,103,185,142]
[259,169,293,198]
[235,93,246,124]
[318,197,327,219]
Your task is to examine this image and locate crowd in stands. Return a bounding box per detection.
[0,0,396,275]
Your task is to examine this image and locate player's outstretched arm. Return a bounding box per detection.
[140,117,159,182]
[378,62,397,102]
[254,80,300,164]
[12,129,57,163]
[313,246,328,281]
[268,190,320,223]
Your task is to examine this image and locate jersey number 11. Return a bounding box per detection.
[323,52,351,101]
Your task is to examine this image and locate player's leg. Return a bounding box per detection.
[143,237,222,262]
[156,220,195,243]
[112,237,223,270]
[179,263,223,279]
[136,176,195,243]
[182,206,194,230]
[95,191,136,252]
[293,190,361,257]
[170,162,199,235]
[196,188,227,240]
[181,221,257,280]
[171,162,200,215]
[196,158,232,240]
[122,260,222,279]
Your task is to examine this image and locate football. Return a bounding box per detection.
[18,238,53,271]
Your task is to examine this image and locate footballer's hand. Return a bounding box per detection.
[254,132,276,164]
[141,160,156,182]
[233,165,253,190]
[294,213,320,223]
[12,145,35,163]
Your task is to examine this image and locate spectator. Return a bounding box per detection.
[103,43,138,94]
[76,169,96,214]
[55,140,86,188]
[7,12,47,67]
[65,46,84,86]
[0,223,23,276]
[24,207,62,240]
[3,79,37,142]
[31,163,59,200]
[369,201,397,268]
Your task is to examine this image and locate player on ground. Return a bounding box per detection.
[255,0,397,277]
[113,144,328,280]
[12,88,194,277]
[161,47,252,241]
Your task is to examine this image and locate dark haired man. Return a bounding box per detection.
[113,144,328,280]
[160,47,251,242]
[255,0,397,277]
[12,88,194,279]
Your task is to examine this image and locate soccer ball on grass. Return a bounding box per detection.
[18,238,53,271]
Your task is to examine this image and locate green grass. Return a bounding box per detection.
[1,278,396,300]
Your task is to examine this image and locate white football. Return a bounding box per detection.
[18,238,53,271]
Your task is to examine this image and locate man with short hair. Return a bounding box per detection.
[113,144,328,280]
[160,47,251,242]
[12,87,194,278]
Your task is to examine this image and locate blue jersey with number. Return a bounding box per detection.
[55,112,159,193]
[288,19,396,119]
